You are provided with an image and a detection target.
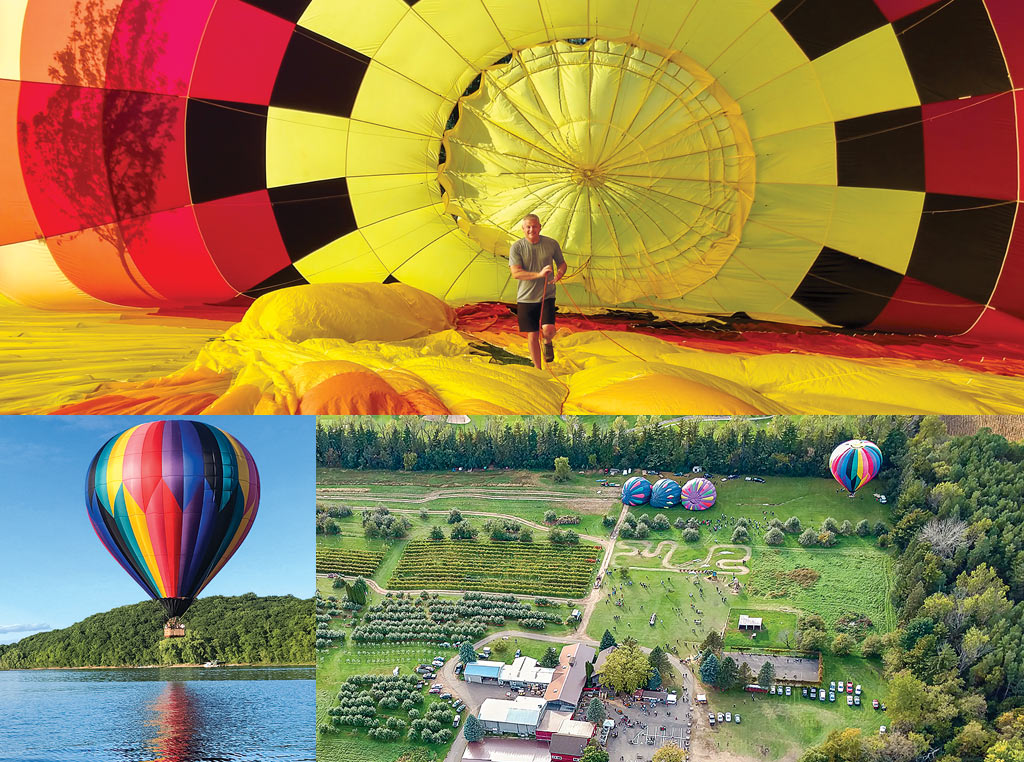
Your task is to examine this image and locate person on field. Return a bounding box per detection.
[508,214,566,368]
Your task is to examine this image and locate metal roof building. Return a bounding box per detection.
[464,660,506,682]
[479,696,548,736]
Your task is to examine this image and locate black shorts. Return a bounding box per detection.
[517,299,557,332]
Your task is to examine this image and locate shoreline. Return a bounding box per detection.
[7,662,315,672]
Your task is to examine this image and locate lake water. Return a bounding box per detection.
[0,667,314,762]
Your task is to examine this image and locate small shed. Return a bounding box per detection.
[738,615,763,631]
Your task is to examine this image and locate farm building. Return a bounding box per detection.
[465,660,506,684]
[544,643,596,712]
[549,734,589,762]
[634,689,669,704]
[501,656,556,689]
[738,615,763,631]
[480,696,548,735]
[463,739,551,762]
[535,710,575,741]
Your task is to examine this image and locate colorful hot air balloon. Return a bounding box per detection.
[621,476,652,506]
[681,478,717,511]
[650,479,682,508]
[85,420,260,622]
[829,439,883,495]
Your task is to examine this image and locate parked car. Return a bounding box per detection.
[455,664,463,675]
[708,713,715,723]
[846,681,854,692]
[819,692,826,702]
[872,699,880,710]
[838,683,845,693]
[830,692,836,702]
[734,714,741,724]
[453,715,461,727]
[830,681,836,691]
[785,686,792,696]
[847,695,854,706]
[515,650,522,658]
[726,713,731,722]
[752,477,766,483]
[802,688,808,697]
[810,688,817,698]
[854,696,861,707]
[855,684,862,696]
[880,726,887,735]
[440,693,452,700]
[718,713,725,723]
[770,686,776,695]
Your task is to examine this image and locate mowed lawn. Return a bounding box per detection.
[586,569,734,654]
[704,654,889,762]
[723,609,800,650]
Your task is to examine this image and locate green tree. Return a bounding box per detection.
[429,526,445,540]
[647,666,662,690]
[700,630,724,655]
[800,628,829,652]
[519,527,533,543]
[652,743,686,762]
[649,645,669,673]
[463,714,484,742]
[737,661,755,687]
[459,642,477,665]
[758,660,775,689]
[683,528,700,542]
[403,451,418,470]
[860,634,883,657]
[580,747,610,762]
[348,577,368,606]
[799,528,819,546]
[855,519,870,536]
[586,696,607,724]
[832,633,855,656]
[784,516,802,533]
[716,656,738,690]
[985,740,1024,762]
[764,527,785,545]
[699,651,720,686]
[598,639,652,693]
[731,526,749,543]
[540,647,560,669]
[600,630,617,651]
[447,509,462,524]
[554,456,572,482]
[544,510,557,523]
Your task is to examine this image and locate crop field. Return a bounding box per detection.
[744,546,895,636]
[316,548,384,576]
[388,539,600,597]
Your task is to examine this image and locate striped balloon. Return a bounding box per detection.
[650,479,682,508]
[829,439,882,495]
[621,476,652,506]
[85,420,260,619]
[681,478,717,511]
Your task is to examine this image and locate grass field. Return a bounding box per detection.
[704,654,889,761]
[723,609,800,650]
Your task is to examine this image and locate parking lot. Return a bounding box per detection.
[604,700,694,761]
[629,723,689,748]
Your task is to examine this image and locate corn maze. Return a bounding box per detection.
[388,540,599,597]
[316,547,384,576]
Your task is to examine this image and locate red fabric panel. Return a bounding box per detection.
[103,91,191,219]
[986,203,1024,320]
[17,82,118,237]
[19,0,120,86]
[922,93,1017,200]
[119,205,236,303]
[193,190,292,293]
[985,0,1024,88]
[104,0,217,96]
[0,81,41,246]
[872,0,936,22]
[188,0,293,104]
[866,276,984,334]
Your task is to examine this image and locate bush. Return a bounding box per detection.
[832,633,856,655]
[784,516,802,533]
[682,528,700,542]
[544,510,557,523]
[673,517,686,530]
[735,517,749,529]
[764,527,784,546]
[419,508,429,520]
[839,520,853,536]
[874,521,889,536]
[878,534,891,548]
[860,634,883,657]
[624,513,637,527]
[447,509,462,524]
[731,526,749,543]
[818,530,837,547]
[519,528,533,543]
[651,514,670,531]
[769,518,783,529]
[604,513,618,527]
[822,517,839,533]
[855,519,871,537]
[635,523,650,539]
[450,521,478,540]
[798,528,818,547]
[619,525,635,539]
[429,526,445,540]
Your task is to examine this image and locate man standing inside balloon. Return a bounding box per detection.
[509,214,567,368]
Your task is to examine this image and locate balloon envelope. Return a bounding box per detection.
[621,476,652,506]
[85,420,260,618]
[681,478,717,511]
[650,479,682,508]
[829,439,883,494]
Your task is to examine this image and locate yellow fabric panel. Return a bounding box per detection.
[708,12,807,100]
[591,0,644,40]
[670,0,777,69]
[373,10,471,100]
[357,205,457,273]
[298,0,406,57]
[443,253,517,304]
[412,0,509,69]
[753,124,836,186]
[391,230,480,293]
[351,62,452,135]
[0,239,106,310]
[813,26,920,121]
[630,0,698,52]
[539,0,593,39]
[0,0,28,80]
[827,188,925,273]
[402,356,566,413]
[345,121,437,176]
[481,0,553,50]
[744,184,835,247]
[294,231,390,284]
[348,173,440,227]
[735,62,831,138]
[265,108,348,189]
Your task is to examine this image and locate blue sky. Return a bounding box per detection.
[0,416,313,644]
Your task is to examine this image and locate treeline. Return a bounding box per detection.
[317,415,915,477]
[800,418,1024,762]
[0,594,314,669]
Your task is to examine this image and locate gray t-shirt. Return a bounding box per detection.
[509,235,565,303]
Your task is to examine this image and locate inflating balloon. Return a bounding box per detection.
[621,477,652,507]
[650,479,682,508]
[681,478,717,511]
[85,420,260,622]
[3,0,1023,338]
[829,439,883,495]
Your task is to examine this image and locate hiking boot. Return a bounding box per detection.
[543,342,554,363]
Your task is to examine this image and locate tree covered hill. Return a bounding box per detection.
[0,593,313,669]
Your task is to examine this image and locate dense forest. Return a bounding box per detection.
[317,415,913,479]
[798,418,1024,762]
[0,594,314,669]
